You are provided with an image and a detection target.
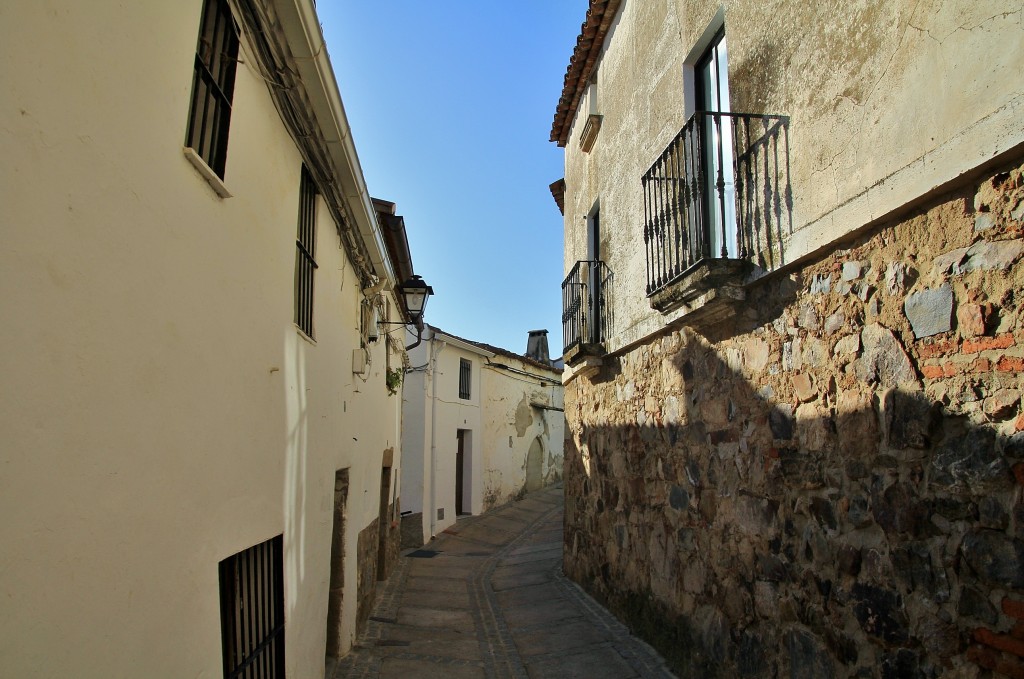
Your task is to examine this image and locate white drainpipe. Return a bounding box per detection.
[427,336,446,539]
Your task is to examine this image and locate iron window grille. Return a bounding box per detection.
[459,358,471,400]
[185,0,239,179]
[219,535,285,679]
[295,166,318,338]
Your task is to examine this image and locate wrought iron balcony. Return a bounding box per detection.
[561,260,612,359]
[643,111,790,313]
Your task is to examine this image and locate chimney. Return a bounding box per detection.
[526,330,550,365]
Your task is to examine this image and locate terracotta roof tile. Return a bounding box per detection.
[550,0,622,147]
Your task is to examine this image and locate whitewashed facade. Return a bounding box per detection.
[1,1,410,675]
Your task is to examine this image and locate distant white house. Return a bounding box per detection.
[401,327,564,545]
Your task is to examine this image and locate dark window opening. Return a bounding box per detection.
[458,358,471,400]
[295,165,318,338]
[219,535,285,679]
[185,0,239,179]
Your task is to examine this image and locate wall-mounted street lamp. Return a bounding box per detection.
[379,275,434,350]
[399,275,433,326]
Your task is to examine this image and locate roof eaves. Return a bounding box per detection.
[428,325,560,374]
[549,0,623,147]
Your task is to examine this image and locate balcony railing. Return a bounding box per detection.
[561,260,612,358]
[643,111,790,302]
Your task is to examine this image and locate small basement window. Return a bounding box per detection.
[219,535,285,678]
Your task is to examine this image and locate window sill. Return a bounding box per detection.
[183,147,232,199]
[648,258,749,329]
[295,325,317,346]
[564,342,604,367]
[562,356,602,385]
[649,258,748,312]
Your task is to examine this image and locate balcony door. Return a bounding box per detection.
[695,29,737,259]
[586,207,601,345]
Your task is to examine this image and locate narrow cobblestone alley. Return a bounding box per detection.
[333,485,674,678]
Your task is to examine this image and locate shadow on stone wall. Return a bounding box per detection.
[562,161,1024,677]
[565,352,1022,677]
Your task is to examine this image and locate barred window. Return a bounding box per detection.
[185,0,239,179]
[219,535,285,679]
[294,166,318,338]
[459,358,471,400]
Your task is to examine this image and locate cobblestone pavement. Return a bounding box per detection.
[332,484,675,679]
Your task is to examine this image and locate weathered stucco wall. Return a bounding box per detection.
[562,0,1024,355]
[1,2,404,675]
[564,159,1024,677]
[480,357,565,510]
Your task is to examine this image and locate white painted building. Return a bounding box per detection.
[401,327,564,545]
[554,0,1024,372]
[1,1,417,676]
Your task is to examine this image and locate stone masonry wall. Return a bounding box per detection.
[355,502,401,632]
[355,518,380,631]
[564,159,1024,678]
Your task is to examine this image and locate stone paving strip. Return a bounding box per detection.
[333,484,675,679]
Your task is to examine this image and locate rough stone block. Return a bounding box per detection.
[836,544,861,576]
[872,481,929,537]
[669,484,689,510]
[796,337,829,369]
[792,373,816,402]
[978,496,1009,530]
[833,334,860,356]
[885,262,914,296]
[932,427,1010,493]
[809,497,837,531]
[824,310,845,334]
[769,405,794,440]
[856,324,919,387]
[975,212,996,232]
[842,261,863,281]
[809,273,831,295]
[1013,199,1024,222]
[957,303,987,338]
[905,284,954,338]
[798,303,820,330]
[935,240,1024,275]
[880,649,922,678]
[962,239,1024,272]
[887,390,941,449]
[851,583,909,644]
[743,337,771,373]
[983,388,1020,420]
[796,403,834,453]
[959,586,999,625]
[785,628,835,679]
[961,531,1024,589]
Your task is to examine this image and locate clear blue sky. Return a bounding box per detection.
[318,2,587,356]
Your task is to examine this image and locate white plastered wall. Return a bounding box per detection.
[562,0,1024,355]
